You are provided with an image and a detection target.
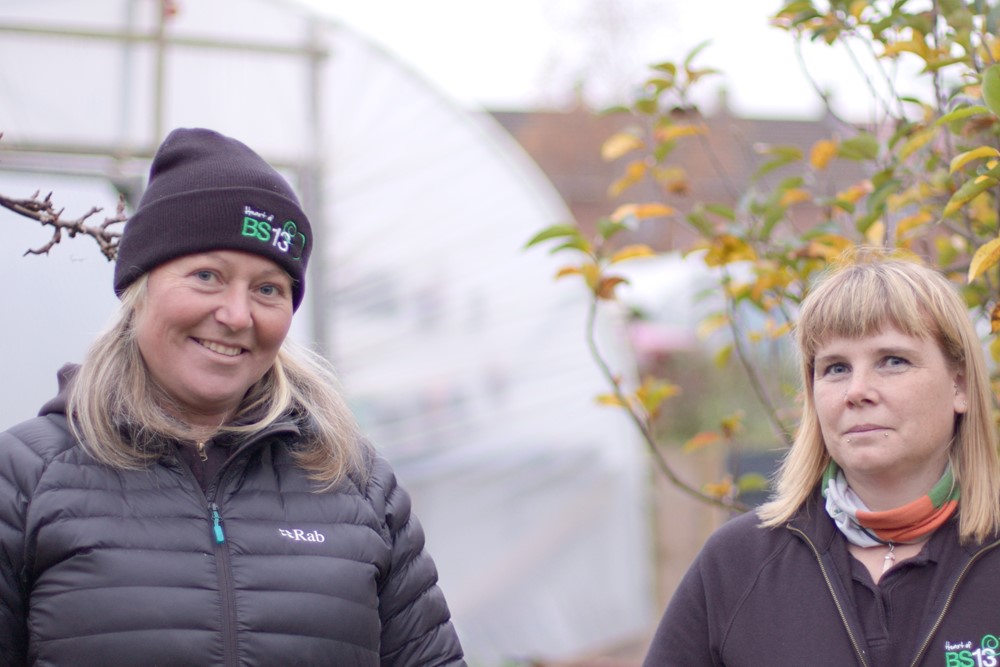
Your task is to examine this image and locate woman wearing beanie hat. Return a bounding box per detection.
[0,128,466,666]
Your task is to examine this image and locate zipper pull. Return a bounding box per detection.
[210,503,225,544]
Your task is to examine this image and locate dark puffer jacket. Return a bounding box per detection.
[0,368,466,666]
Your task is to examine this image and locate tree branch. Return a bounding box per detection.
[584,294,748,512]
[0,190,126,261]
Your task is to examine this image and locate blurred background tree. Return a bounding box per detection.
[528,0,1000,509]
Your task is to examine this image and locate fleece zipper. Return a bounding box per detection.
[790,525,1000,667]
[787,526,870,667]
[907,537,1000,666]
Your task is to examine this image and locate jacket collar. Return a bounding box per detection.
[787,490,842,555]
[38,363,78,418]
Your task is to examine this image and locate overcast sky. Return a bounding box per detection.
[295,0,895,120]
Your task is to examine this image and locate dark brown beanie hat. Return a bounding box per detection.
[114,127,312,309]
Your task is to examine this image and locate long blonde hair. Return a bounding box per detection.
[758,249,1000,543]
[68,276,367,488]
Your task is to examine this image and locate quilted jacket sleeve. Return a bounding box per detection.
[367,456,466,667]
[0,416,65,666]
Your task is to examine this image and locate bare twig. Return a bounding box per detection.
[0,190,127,261]
[583,293,748,512]
[720,267,794,449]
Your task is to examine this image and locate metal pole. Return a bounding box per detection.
[303,21,331,359]
[152,0,167,143]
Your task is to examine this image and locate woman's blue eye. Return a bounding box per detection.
[824,362,848,376]
[195,270,214,281]
[258,284,287,298]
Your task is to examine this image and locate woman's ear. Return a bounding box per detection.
[953,372,969,414]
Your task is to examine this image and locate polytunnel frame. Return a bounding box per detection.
[0,3,333,348]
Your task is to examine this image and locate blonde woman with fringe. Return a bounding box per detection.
[643,248,1000,667]
[0,128,465,667]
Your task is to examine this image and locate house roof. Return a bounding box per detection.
[490,105,866,250]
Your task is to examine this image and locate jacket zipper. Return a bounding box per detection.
[208,499,239,667]
[908,537,1000,666]
[787,526,870,667]
[167,423,298,667]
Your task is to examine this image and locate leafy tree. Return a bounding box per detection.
[527,0,1000,510]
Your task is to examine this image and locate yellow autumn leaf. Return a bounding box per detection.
[554,266,583,280]
[703,475,734,499]
[635,377,681,417]
[809,139,838,170]
[719,410,745,438]
[991,303,1000,335]
[596,275,629,300]
[779,188,812,207]
[683,431,722,453]
[701,234,757,266]
[836,181,873,204]
[651,165,690,194]
[950,146,1000,174]
[595,393,629,408]
[968,237,1000,282]
[991,335,1000,363]
[653,123,706,142]
[725,281,750,300]
[610,203,676,221]
[697,313,729,338]
[601,132,644,161]
[898,127,937,160]
[849,0,867,19]
[882,33,929,59]
[804,234,854,261]
[885,186,920,211]
[865,220,885,246]
[749,268,792,302]
[943,172,1000,217]
[609,244,657,264]
[768,320,792,339]
[608,161,647,198]
[713,343,733,368]
[894,210,933,239]
[969,192,998,227]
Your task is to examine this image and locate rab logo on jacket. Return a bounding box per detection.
[278,528,326,543]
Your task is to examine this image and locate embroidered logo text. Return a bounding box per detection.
[278,528,326,543]
[241,206,306,259]
[945,635,1000,667]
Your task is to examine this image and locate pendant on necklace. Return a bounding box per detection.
[196,441,208,462]
[881,543,896,574]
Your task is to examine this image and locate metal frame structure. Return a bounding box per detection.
[0,0,331,345]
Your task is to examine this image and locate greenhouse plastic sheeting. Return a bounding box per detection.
[0,0,655,662]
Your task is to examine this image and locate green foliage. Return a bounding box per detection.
[527,0,1000,509]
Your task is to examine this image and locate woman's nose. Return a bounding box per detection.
[843,369,877,405]
[215,289,252,331]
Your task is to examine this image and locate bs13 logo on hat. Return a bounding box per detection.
[241,206,307,260]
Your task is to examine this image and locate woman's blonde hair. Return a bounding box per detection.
[68,276,367,488]
[758,248,1000,543]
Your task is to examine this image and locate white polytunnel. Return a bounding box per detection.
[0,0,656,662]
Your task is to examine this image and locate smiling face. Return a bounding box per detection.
[812,324,967,502]
[133,250,294,429]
